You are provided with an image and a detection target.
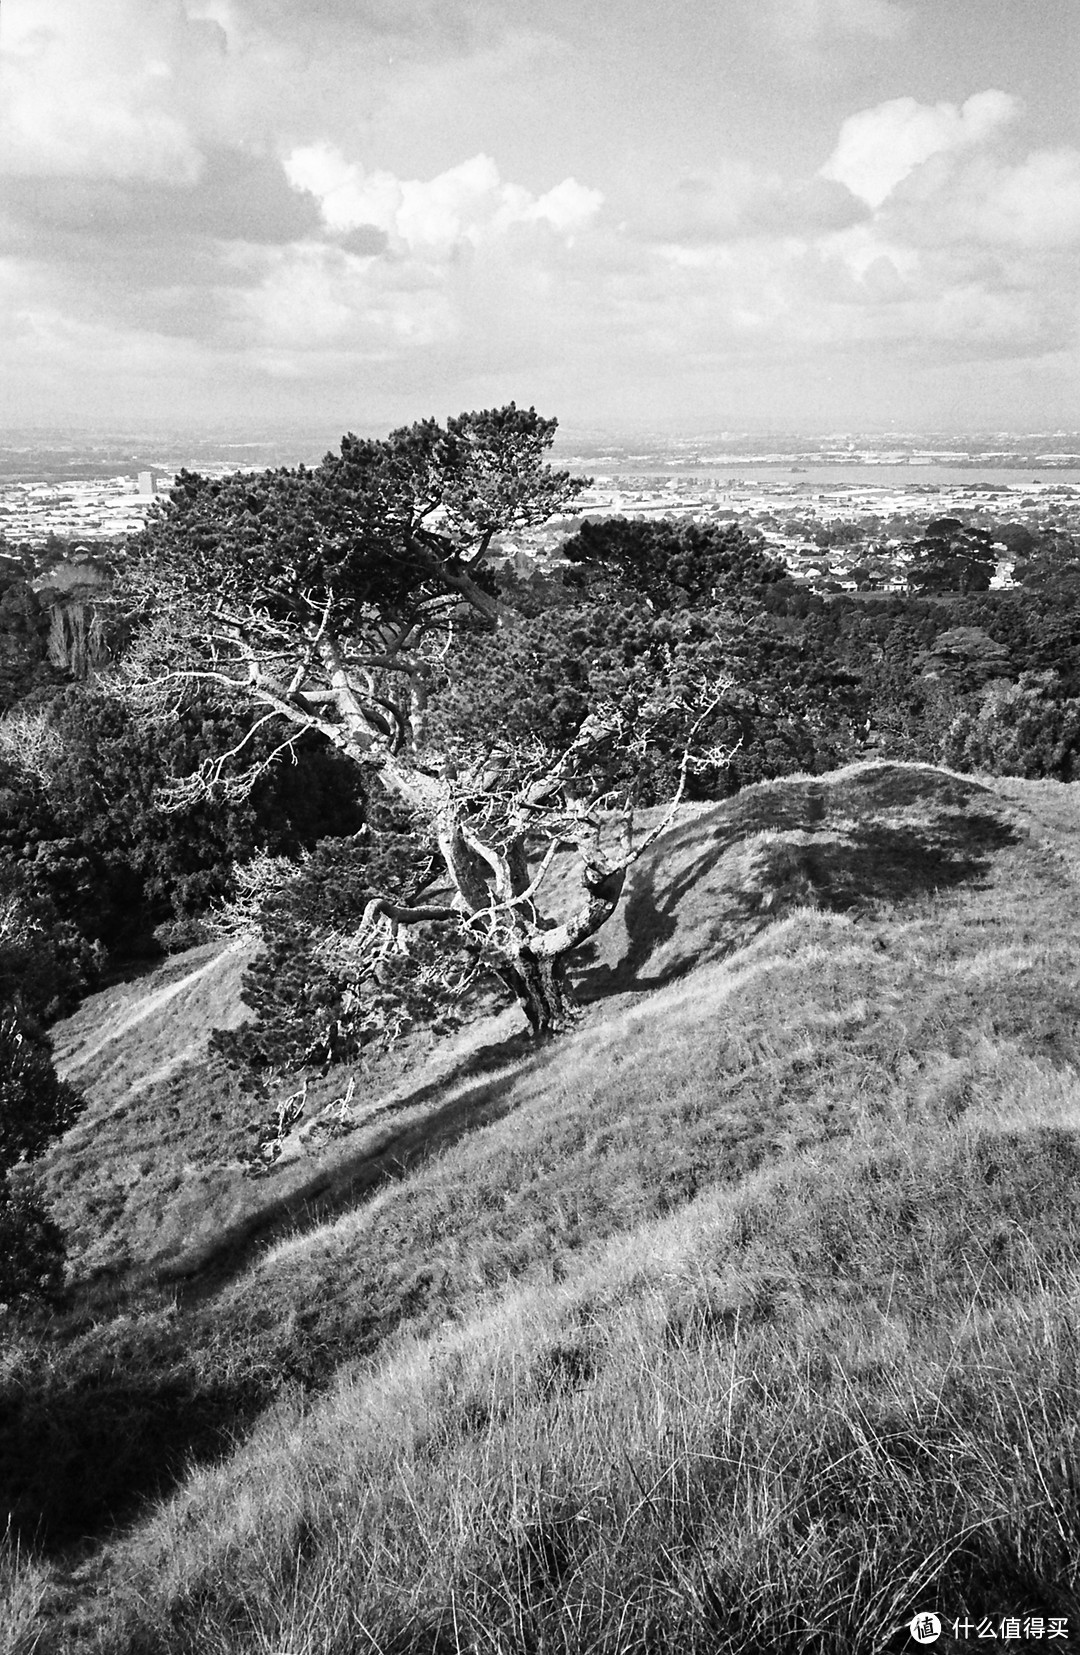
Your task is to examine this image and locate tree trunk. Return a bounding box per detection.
[504,949,581,1039]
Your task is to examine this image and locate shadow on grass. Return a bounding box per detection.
[1,1025,558,1555]
[172,1024,547,1304]
[1,764,1020,1558]
[578,765,1021,999]
[0,1354,271,1557]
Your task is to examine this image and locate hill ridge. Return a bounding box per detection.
[8,758,1080,1654]
[40,759,1077,1296]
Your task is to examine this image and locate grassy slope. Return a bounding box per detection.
[42,762,1054,1290]
[40,935,533,1292]
[43,940,256,1284]
[6,761,1080,1653]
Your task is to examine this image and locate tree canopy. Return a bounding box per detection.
[905,519,996,596]
[128,405,583,769]
[127,406,736,1039]
[560,517,788,612]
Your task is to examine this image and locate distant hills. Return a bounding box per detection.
[554,430,1080,470]
[3,427,1080,485]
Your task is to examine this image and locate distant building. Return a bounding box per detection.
[137,471,155,497]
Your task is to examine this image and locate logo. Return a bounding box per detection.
[909,1612,942,1644]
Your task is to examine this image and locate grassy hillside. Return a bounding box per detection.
[4,761,1080,1653]
[42,940,256,1286]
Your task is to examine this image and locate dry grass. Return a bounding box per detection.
[35,1092,1080,1653]
[5,761,1080,1652]
[0,1536,50,1655]
[42,941,256,1282]
[40,759,1036,1290]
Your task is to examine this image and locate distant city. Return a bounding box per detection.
[2,428,1079,597]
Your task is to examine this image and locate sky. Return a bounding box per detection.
[1,0,1079,436]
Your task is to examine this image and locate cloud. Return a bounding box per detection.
[224,165,611,364]
[230,244,457,354]
[633,166,868,245]
[890,146,1080,250]
[0,0,604,407]
[821,90,1018,208]
[337,225,391,257]
[284,145,603,255]
[0,0,233,185]
[0,0,1075,433]
[218,0,504,53]
[610,79,1080,379]
[764,0,911,49]
[0,150,323,254]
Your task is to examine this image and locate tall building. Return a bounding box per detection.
[137,470,155,497]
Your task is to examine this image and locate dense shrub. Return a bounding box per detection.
[213,810,500,1086]
[0,864,101,1023]
[943,673,1080,780]
[0,1175,67,1309]
[0,581,60,711]
[0,1009,81,1172]
[905,520,996,595]
[0,1007,84,1310]
[430,588,867,804]
[0,688,367,955]
[560,516,789,610]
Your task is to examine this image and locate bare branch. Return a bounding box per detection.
[158,717,304,811]
[286,593,335,694]
[458,819,512,901]
[610,697,740,872]
[465,525,496,570]
[510,833,561,909]
[360,898,460,929]
[402,530,499,622]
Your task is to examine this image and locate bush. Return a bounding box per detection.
[213,812,499,1086]
[0,1009,83,1175]
[0,1008,84,1310]
[430,594,867,808]
[0,688,367,959]
[152,915,214,954]
[45,687,367,942]
[0,1176,67,1310]
[0,581,59,711]
[0,870,101,1024]
[943,673,1080,781]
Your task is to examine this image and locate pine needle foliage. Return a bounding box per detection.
[213,803,501,1084]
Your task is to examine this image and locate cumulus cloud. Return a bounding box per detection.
[284,145,603,255]
[772,85,1080,378]
[234,247,458,355]
[1,0,1076,432]
[821,90,1018,208]
[613,76,1080,383]
[799,89,1080,366]
[0,0,604,405]
[890,146,1080,250]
